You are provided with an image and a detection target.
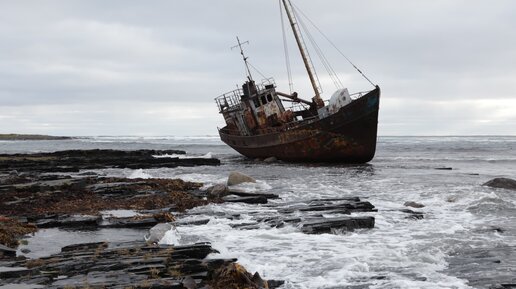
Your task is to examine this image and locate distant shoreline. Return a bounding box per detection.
[0,134,72,141]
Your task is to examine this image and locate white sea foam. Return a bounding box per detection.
[163,204,473,288]
[101,210,141,218]
[128,169,152,179]
[153,152,213,159]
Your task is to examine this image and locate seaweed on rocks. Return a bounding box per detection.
[0,216,37,250]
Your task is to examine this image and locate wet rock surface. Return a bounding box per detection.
[483,178,516,191]
[0,240,281,289]
[0,149,220,173]
[447,245,516,289]
[0,149,378,287]
[190,196,377,234]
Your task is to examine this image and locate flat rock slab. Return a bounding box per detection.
[301,216,375,234]
[187,197,377,235]
[34,215,101,228]
[0,244,16,259]
[0,240,280,289]
[0,149,220,174]
[223,195,269,204]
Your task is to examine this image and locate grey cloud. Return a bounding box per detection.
[0,0,515,135]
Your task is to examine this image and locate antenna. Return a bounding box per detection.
[231,36,253,81]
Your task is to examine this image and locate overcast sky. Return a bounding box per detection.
[1,0,515,136]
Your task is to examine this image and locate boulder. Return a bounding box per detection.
[227,172,256,186]
[207,183,229,199]
[301,216,375,234]
[483,178,516,191]
[404,201,425,208]
[263,157,277,163]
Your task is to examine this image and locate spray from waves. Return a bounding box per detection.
[154,152,213,159]
[128,169,153,179]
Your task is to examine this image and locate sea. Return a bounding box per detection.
[1,136,515,289]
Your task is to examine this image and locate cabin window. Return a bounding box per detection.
[253,98,260,108]
[260,95,267,105]
[266,94,273,102]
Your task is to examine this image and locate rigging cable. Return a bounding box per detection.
[292,3,376,87]
[294,7,344,90]
[247,61,268,81]
[280,0,294,93]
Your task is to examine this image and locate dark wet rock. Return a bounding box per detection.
[268,279,286,288]
[227,171,256,186]
[435,167,453,170]
[0,149,220,174]
[223,195,269,204]
[404,201,425,208]
[490,284,516,289]
[228,189,279,199]
[400,209,424,220]
[99,216,159,228]
[0,240,274,288]
[0,266,33,279]
[474,226,505,234]
[61,241,108,252]
[191,197,376,235]
[0,244,16,259]
[34,214,101,228]
[301,216,375,234]
[483,178,516,191]
[207,183,229,199]
[278,199,376,215]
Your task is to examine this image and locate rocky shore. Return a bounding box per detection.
[0,149,377,288]
[0,134,72,141]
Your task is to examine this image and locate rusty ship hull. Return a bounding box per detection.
[218,87,380,163]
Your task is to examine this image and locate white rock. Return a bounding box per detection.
[227,171,256,186]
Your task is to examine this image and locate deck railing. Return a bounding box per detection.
[215,78,276,113]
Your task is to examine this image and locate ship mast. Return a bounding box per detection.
[232,36,253,82]
[281,0,323,108]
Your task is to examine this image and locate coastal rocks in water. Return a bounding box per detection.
[206,183,229,199]
[263,156,278,163]
[0,240,279,289]
[0,149,221,173]
[483,178,516,191]
[404,201,425,208]
[447,245,516,288]
[34,214,101,228]
[223,195,269,204]
[0,217,37,249]
[400,209,424,220]
[145,223,173,244]
[0,244,16,259]
[227,171,256,186]
[301,216,375,234]
[210,263,274,289]
[435,167,453,170]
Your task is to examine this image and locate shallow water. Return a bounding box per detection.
[2,136,515,288]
